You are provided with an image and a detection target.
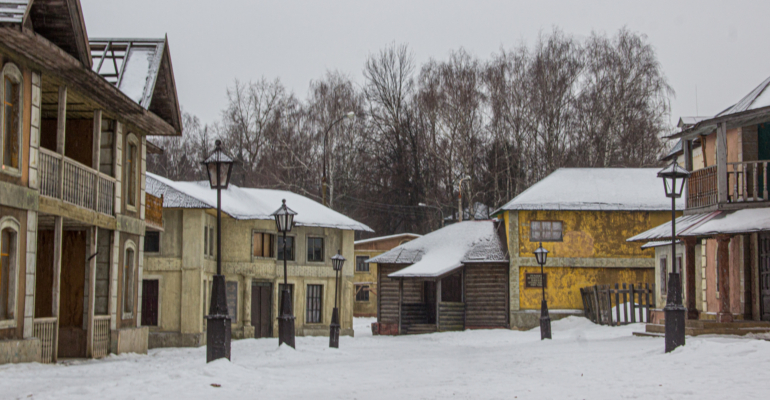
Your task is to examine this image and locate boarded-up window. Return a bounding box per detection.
[306,284,322,323]
[530,221,563,242]
[356,285,369,302]
[252,232,275,258]
[307,237,324,262]
[356,256,369,272]
[277,236,295,261]
[226,281,238,323]
[0,227,17,320]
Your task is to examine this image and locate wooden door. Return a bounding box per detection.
[251,282,272,338]
[141,279,159,326]
[760,233,770,321]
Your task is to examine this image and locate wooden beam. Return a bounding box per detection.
[398,279,403,335]
[436,278,441,332]
[51,216,63,362]
[56,85,67,154]
[717,122,728,204]
[716,235,732,323]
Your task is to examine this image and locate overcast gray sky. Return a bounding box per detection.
[81,0,770,129]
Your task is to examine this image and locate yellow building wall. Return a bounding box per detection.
[354,250,381,317]
[518,266,654,309]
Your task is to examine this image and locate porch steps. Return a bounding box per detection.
[641,320,770,337]
[405,324,438,335]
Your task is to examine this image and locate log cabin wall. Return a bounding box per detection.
[378,264,421,325]
[464,263,509,328]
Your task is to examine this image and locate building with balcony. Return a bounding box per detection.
[0,0,182,364]
[143,173,373,348]
[629,75,770,326]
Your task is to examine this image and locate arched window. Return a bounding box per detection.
[125,134,139,208]
[0,217,20,325]
[123,241,137,317]
[1,63,23,176]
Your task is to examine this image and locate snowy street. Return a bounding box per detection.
[2,317,769,399]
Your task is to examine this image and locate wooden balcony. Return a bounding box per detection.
[145,193,163,230]
[39,147,115,216]
[686,161,769,210]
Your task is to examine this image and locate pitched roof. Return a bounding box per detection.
[27,0,92,68]
[146,172,374,232]
[367,221,508,278]
[0,1,27,24]
[626,212,719,242]
[496,168,683,212]
[716,75,770,118]
[90,37,182,134]
[684,209,770,236]
[354,233,421,245]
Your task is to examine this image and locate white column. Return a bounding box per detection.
[22,211,37,339]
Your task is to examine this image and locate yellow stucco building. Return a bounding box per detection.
[353,234,420,317]
[495,168,681,329]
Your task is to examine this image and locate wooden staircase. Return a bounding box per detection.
[633,319,770,338]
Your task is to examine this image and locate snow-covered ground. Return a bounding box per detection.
[2,317,769,399]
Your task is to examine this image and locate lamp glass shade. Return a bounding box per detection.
[202,140,234,189]
[271,199,297,233]
[331,251,345,272]
[534,243,548,266]
[657,162,689,199]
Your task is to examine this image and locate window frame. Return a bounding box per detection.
[277,235,296,261]
[125,134,140,210]
[0,217,20,328]
[122,240,137,319]
[251,230,276,259]
[659,256,667,296]
[530,220,564,242]
[1,62,23,177]
[305,284,323,324]
[356,256,370,272]
[306,236,324,263]
[144,231,161,254]
[356,285,370,302]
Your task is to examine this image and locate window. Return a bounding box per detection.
[277,236,295,261]
[0,221,19,322]
[123,244,136,316]
[356,256,369,272]
[1,63,22,174]
[530,221,563,242]
[204,228,208,256]
[307,237,324,262]
[209,227,214,257]
[356,285,369,302]
[126,141,138,208]
[252,232,275,258]
[660,256,667,295]
[144,232,160,253]
[306,284,322,323]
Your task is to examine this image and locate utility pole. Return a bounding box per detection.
[457,176,470,223]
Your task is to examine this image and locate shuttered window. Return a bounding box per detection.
[253,232,275,258]
[306,285,322,323]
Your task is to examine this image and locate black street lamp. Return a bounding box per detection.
[534,243,551,340]
[329,251,345,348]
[201,139,234,363]
[658,161,689,353]
[271,199,297,348]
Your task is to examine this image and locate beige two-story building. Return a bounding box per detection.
[143,173,373,348]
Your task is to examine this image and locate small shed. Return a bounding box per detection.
[368,221,509,335]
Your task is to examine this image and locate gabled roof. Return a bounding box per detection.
[146,172,374,232]
[90,37,182,134]
[0,1,27,24]
[354,233,421,245]
[26,0,92,68]
[496,168,683,213]
[716,75,770,118]
[367,221,508,279]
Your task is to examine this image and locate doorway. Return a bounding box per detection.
[141,280,159,326]
[251,282,272,338]
[760,233,770,321]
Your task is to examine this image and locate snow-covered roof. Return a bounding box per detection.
[677,116,709,128]
[684,208,770,236]
[640,240,681,250]
[354,233,421,245]
[626,212,718,242]
[146,172,373,232]
[366,221,508,278]
[716,75,770,118]
[0,1,27,23]
[496,168,683,212]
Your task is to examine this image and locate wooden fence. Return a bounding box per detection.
[93,315,111,359]
[580,283,655,326]
[33,317,57,364]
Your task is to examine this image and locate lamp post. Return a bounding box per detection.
[534,243,551,340]
[658,161,690,353]
[322,111,355,208]
[201,139,234,362]
[329,250,345,348]
[418,202,444,231]
[271,199,297,348]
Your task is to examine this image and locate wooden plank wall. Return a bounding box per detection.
[464,263,509,328]
[378,264,422,324]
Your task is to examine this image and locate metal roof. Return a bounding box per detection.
[716,75,770,118]
[0,1,27,23]
[626,212,720,242]
[684,208,770,236]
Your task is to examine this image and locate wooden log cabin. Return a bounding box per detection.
[369,221,509,335]
[0,0,182,364]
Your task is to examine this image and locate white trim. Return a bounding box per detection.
[122,239,137,320]
[1,62,24,177]
[0,216,21,327]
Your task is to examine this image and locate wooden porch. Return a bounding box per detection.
[687,161,770,211]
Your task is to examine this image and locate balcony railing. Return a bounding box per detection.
[145,193,163,230]
[39,147,115,216]
[686,161,769,209]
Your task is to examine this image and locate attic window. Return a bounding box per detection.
[530,221,563,242]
